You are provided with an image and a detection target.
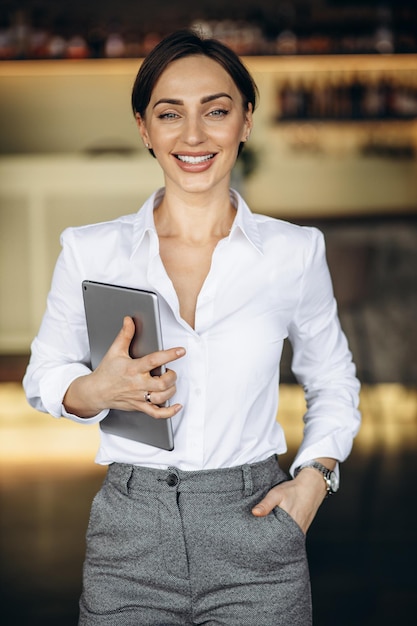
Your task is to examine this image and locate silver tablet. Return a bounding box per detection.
[82,280,174,451]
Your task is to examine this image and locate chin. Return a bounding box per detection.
[171,175,222,195]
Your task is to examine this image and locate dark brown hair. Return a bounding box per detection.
[131,29,258,157]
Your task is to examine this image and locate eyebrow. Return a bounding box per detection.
[153,92,233,108]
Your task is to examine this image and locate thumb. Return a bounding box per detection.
[252,499,273,518]
[252,487,282,517]
[110,316,135,356]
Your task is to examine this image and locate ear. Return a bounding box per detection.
[241,103,253,143]
[135,113,151,150]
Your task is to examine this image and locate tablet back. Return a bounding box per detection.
[82,280,174,451]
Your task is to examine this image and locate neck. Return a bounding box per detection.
[154,187,236,243]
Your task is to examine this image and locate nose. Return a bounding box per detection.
[181,114,206,145]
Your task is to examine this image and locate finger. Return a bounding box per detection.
[143,401,183,420]
[140,347,186,375]
[146,366,177,391]
[142,382,176,408]
[107,316,136,357]
[252,487,283,517]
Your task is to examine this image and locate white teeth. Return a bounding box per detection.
[177,154,214,164]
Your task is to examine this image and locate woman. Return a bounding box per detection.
[23,30,361,625]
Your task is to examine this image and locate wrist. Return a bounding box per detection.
[63,373,104,418]
[294,459,339,496]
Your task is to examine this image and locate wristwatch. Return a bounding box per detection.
[294,460,339,496]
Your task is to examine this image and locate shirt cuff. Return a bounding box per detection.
[39,363,109,424]
[289,428,354,477]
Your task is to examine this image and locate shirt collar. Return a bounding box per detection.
[130,187,264,259]
[130,188,164,259]
[229,189,264,255]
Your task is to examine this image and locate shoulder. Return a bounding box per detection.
[254,213,324,255]
[57,214,141,278]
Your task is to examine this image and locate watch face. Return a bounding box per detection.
[329,472,339,492]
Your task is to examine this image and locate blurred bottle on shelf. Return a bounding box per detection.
[276,73,417,122]
[66,35,89,60]
[0,1,416,60]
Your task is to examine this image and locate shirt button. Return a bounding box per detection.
[166,473,178,487]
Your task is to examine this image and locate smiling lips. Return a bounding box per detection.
[174,153,216,170]
[176,153,215,164]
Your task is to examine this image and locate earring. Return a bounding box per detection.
[145,143,150,148]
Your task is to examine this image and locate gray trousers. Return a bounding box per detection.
[78,455,312,625]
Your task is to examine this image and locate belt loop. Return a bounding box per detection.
[242,464,253,496]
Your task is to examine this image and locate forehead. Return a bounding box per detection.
[150,55,241,101]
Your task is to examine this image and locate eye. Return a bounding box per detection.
[158,112,179,120]
[208,108,229,118]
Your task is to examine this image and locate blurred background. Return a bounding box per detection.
[0,0,416,624]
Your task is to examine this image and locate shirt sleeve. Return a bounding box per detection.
[287,227,361,476]
[22,228,108,424]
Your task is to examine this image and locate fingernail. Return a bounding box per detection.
[175,348,186,356]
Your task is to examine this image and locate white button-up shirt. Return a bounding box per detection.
[23,189,361,474]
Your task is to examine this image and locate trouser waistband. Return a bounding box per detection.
[106,454,285,497]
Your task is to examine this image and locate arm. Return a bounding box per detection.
[253,228,360,532]
[23,226,185,422]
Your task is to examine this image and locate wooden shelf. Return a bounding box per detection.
[0,54,416,77]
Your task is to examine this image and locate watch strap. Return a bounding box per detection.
[294,460,337,495]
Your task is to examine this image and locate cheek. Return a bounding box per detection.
[148,125,177,147]
[214,124,246,150]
